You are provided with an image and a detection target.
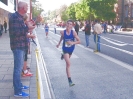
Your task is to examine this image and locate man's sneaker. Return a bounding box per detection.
[22,71,33,77]
[21,86,29,90]
[61,53,64,60]
[69,82,75,87]
[14,92,29,97]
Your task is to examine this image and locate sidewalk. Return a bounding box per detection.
[0,32,38,99]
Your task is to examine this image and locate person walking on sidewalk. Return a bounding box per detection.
[44,23,49,38]
[93,20,102,52]
[83,20,91,47]
[9,1,33,97]
[56,19,80,87]
[4,21,7,33]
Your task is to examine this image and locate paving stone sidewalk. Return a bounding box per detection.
[0,32,38,99]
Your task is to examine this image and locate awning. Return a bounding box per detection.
[0,1,15,13]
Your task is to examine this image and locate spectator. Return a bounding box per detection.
[83,21,91,47]
[4,21,7,33]
[9,1,35,97]
[93,20,102,52]
[74,21,79,35]
[22,13,35,77]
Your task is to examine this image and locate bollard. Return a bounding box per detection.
[94,34,98,52]
[35,49,40,61]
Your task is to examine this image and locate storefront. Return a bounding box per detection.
[0,0,15,29]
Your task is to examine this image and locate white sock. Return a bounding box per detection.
[24,70,28,74]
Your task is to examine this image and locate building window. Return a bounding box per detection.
[125,5,129,17]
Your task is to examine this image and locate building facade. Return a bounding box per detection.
[0,0,15,29]
[115,0,133,27]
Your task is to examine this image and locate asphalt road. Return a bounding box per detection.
[50,27,133,66]
[35,26,133,99]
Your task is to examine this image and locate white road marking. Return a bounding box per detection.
[101,36,128,46]
[48,30,133,71]
[100,43,133,56]
[97,53,133,71]
[110,33,133,38]
[101,36,132,46]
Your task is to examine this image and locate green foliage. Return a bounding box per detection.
[89,0,117,20]
[67,3,76,20]
[32,3,44,19]
[48,10,56,20]
[75,0,90,20]
[61,10,69,21]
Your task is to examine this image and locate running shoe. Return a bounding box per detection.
[69,82,75,87]
[14,91,29,97]
[22,71,33,77]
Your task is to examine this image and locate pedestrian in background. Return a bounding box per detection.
[56,19,80,87]
[4,21,7,33]
[83,20,91,47]
[93,20,102,52]
[44,23,49,38]
[102,22,107,34]
[9,1,34,97]
[74,21,79,35]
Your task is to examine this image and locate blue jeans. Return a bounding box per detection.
[85,34,90,46]
[94,34,100,51]
[12,49,25,94]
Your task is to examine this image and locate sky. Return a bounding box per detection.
[39,0,79,12]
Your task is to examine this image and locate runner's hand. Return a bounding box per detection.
[56,44,59,48]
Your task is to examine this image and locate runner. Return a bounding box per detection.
[56,19,80,87]
[44,23,49,38]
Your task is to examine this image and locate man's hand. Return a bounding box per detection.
[27,34,36,39]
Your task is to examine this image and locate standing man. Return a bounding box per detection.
[4,21,7,33]
[93,20,102,52]
[56,19,80,87]
[83,21,91,47]
[74,21,79,35]
[9,1,33,97]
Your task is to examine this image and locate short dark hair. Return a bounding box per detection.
[67,19,73,23]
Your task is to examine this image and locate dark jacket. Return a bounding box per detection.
[84,24,91,35]
[74,23,79,33]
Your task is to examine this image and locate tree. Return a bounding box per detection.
[75,0,90,20]
[61,10,69,21]
[89,0,117,21]
[67,3,76,20]
[32,3,44,21]
[59,5,68,21]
